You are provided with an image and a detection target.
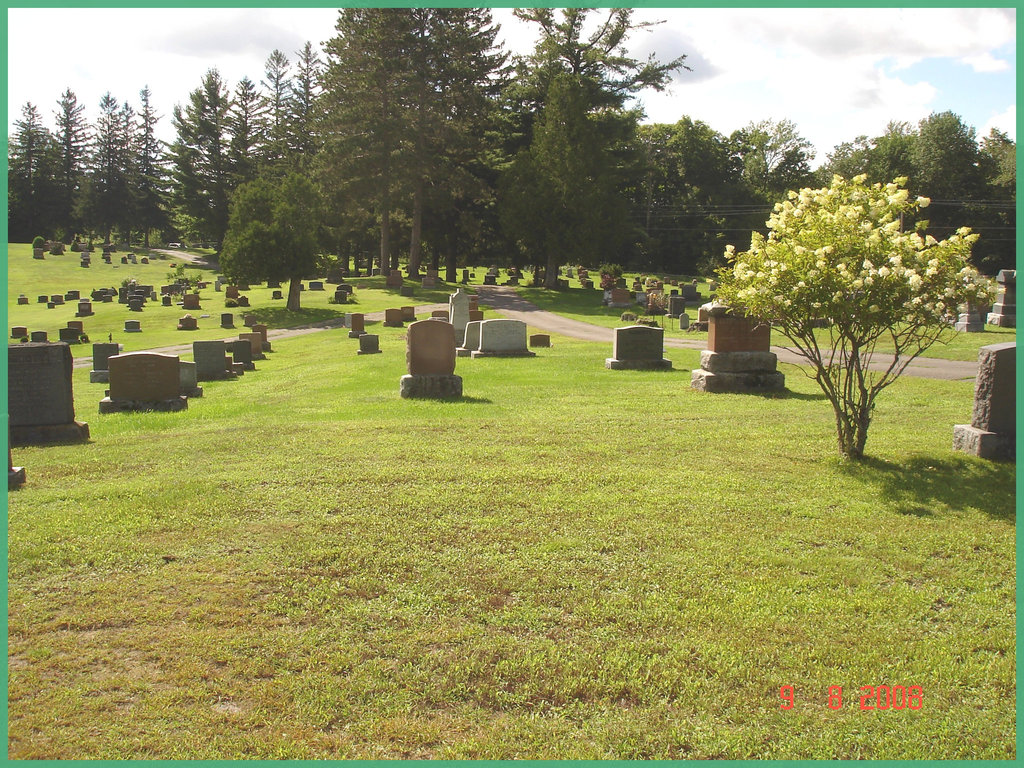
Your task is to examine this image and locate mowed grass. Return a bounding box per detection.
[7,325,1015,759]
[515,284,1016,361]
[6,244,469,358]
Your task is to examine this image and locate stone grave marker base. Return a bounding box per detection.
[605,357,671,370]
[89,370,110,384]
[952,425,1014,461]
[470,349,536,358]
[400,374,463,399]
[99,396,188,414]
[9,466,26,488]
[691,369,785,393]
[10,422,90,447]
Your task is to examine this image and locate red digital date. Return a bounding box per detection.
[780,685,923,710]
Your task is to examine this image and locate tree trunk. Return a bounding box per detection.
[544,251,559,289]
[337,234,349,274]
[380,204,391,275]
[444,228,456,284]
[408,180,423,277]
[287,275,302,311]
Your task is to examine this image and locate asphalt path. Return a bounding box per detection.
[72,282,980,381]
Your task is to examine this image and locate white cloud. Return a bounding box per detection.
[982,105,1017,141]
[961,52,1011,73]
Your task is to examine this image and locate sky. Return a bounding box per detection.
[5,5,1017,167]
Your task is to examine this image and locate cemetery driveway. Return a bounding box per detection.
[475,285,980,381]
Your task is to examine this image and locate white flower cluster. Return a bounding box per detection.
[718,175,990,323]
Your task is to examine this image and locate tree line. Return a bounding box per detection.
[8,7,1016,281]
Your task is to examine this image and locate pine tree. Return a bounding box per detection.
[135,86,169,248]
[53,89,90,240]
[228,76,265,186]
[8,102,59,241]
[288,42,322,171]
[169,69,234,248]
[262,49,292,168]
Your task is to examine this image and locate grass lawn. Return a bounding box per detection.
[514,284,1016,361]
[6,244,472,358]
[7,321,1015,759]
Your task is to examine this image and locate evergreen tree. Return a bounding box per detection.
[135,86,170,248]
[53,89,90,240]
[169,69,234,248]
[8,102,59,241]
[261,49,292,168]
[321,8,417,273]
[288,42,323,171]
[228,76,265,186]
[78,93,135,242]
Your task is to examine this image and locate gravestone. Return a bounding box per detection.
[458,320,483,357]
[605,325,672,370]
[955,302,986,333]
[530,334,551,348]
[182,293,201,310]
[101,352,187,412]
[124,320,142,333]
[30,331,48,342]
[668,296,687,317]
[179,361,203,398]
[309,281,325,291]
[236,296,250,307]
[251,324,271,352]
[462,269,470,283]
[953,342,1015,460]
[468,309,484,322]
[89,342,121,383]
[333,288,348,304]
[229,339,255,370]
[383,308,404,327]
[8,343,90,445]
[472,319,535,358]
[225,286,240,299]
[348,313,366,338]
[400,320,462,398]
[357,334,381,354]
[691,311,784,393]
[58,327,81,344]
[986,270,1015,328]
[11,326,28,339]
[431,310,449,319]
[177,314,198,331]
[482,274,497,286]
[400,285,415,298]
[17,295,29,305]
[33,248,45,259]
[37,295,48,303]
[236,332,263,360]
[65,290,80,301]
[193,340,235,381]
[128,297,144,312]
[162,296,173,307]
[272,290,284,300]
[608,288,633,308]
[386,270,404,289]
[243,315,257,328]
[679,313,691,330]
[449,288,471,346]
[401,306,416,322]
[221,313,234,328]
[51,294,65,305]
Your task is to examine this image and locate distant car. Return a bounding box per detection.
[166,242,183,248]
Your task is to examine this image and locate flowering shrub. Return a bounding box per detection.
[716,174,993,459]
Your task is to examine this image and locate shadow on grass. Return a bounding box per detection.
[237,306,347,327]
[839,455,1016,520]
[752,388,829,402]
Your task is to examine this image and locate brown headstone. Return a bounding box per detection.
[468,309,484,322]
[108,352,182,402]
[383,308,403,326]
[708,315,770,353]
[349,313,365,333]
[406,320,456,376]
[239,332,263,356]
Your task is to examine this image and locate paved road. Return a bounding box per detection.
[73,282,980,381]
[474,285,980,382]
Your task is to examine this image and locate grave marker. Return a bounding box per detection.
[101,352,187,412]
[8,343,90,445]
[953,342,1016,460]
[605,326,671,370]
[471,319,535,358]
[400,320,462,398]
